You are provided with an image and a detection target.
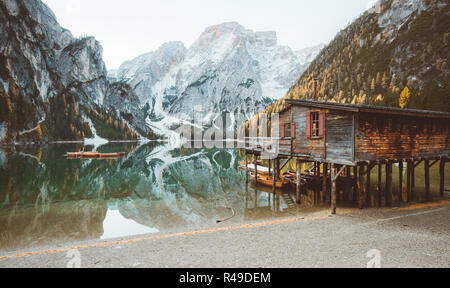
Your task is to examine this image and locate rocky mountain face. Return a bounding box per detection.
[0,0,155,144]
[284,0,449,112]
[112,22,323,131]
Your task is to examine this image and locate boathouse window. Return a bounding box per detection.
[285,123,291,139]
[280,122,296,139]
[306,111,324,139]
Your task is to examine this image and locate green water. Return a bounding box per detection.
[0,142,302,251]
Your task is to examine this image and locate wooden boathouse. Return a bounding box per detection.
[244,100,450,214]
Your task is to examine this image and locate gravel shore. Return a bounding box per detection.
[1,201,449,268]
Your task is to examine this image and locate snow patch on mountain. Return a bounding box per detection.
[83,117,108,150]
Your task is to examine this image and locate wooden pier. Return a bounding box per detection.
[244,100,450,214]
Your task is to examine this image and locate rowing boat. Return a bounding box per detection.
[250,173,289,189]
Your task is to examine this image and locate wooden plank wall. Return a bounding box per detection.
[325,111,354,164]
[356,113,450,161]
[279,106,326,160]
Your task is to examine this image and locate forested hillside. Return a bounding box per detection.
[265,0,449,118]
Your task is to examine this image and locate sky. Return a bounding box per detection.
[42,0,379,70]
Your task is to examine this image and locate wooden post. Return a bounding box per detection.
[425,159,430,201]
[440,159,445,197]
[378,162,382,207]
[273,158,277,196]
[322,163,328,202]
[411,160,415,202]
[344,167,351,201]
[359,164,366,209]
[269,159,272,178]
[406,160,412,202]
[331,164,337,215]
[386,161,393,207]
[254,155,258,188]
[398,161,403,205]
[245,152,249,184]
[366,163,372,207]
[296,159,302,204]
[353,166,358,202]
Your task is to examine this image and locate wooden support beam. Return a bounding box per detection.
[378,162,382,207]
[279,157,293,172]
[269,159,272,178]
[344,167,351,201]
[440,160,445,197]
[254,155,258,188]
[425,159,430,202]
[296,159,302,204]
[333,165,347,182]
[322,163,328,202]
[331,164,337,215]
[398,161,404,205]
[411,159,415,202]
[429,159,440,169]
[414,159,424,169]
[406,160,412,203]
[272,159,277,196]
[245,152,249,184]
[366,163,373,207]
[386,161,393,207]
[359,164,366,209]
[353,166,358,202]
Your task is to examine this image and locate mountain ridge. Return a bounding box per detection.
[111,22,324,134]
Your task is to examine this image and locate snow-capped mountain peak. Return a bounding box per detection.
[111,22,324,133]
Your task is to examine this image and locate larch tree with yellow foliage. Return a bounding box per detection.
[399,87,410,109]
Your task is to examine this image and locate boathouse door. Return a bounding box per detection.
[325,111,354,165]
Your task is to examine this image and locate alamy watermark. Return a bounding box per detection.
[366,249,381,268]
[66,249,81,268]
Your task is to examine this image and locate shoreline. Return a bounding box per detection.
[1,200,449,268]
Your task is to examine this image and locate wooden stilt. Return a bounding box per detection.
[398,161,403,204]
[296,159,301,204]
[353,166,358,202]
[245,152,249,184]
[322,163,328,202]
[378,162,382,207]
[411,160,415,202]
[272,158,277,196]
[386,161,393,207]
[254,155,258,188]
[344,167,351,201]
[425,159,430,201]
[440,159,445,197]
[269,159,272,178]
[366,163,372,207]
[359,164,366,209]
[406,160,412,202]
[331,164,337,215]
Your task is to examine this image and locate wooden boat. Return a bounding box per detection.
[66,152,125,159]
[251,173,289,189]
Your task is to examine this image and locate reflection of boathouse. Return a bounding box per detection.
[245,100,450,214]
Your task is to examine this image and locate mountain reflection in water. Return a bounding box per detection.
[0,142,318,251]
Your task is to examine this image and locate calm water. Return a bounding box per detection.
[0,142,322,251]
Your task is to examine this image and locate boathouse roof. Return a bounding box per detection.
[284,99,450,119]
